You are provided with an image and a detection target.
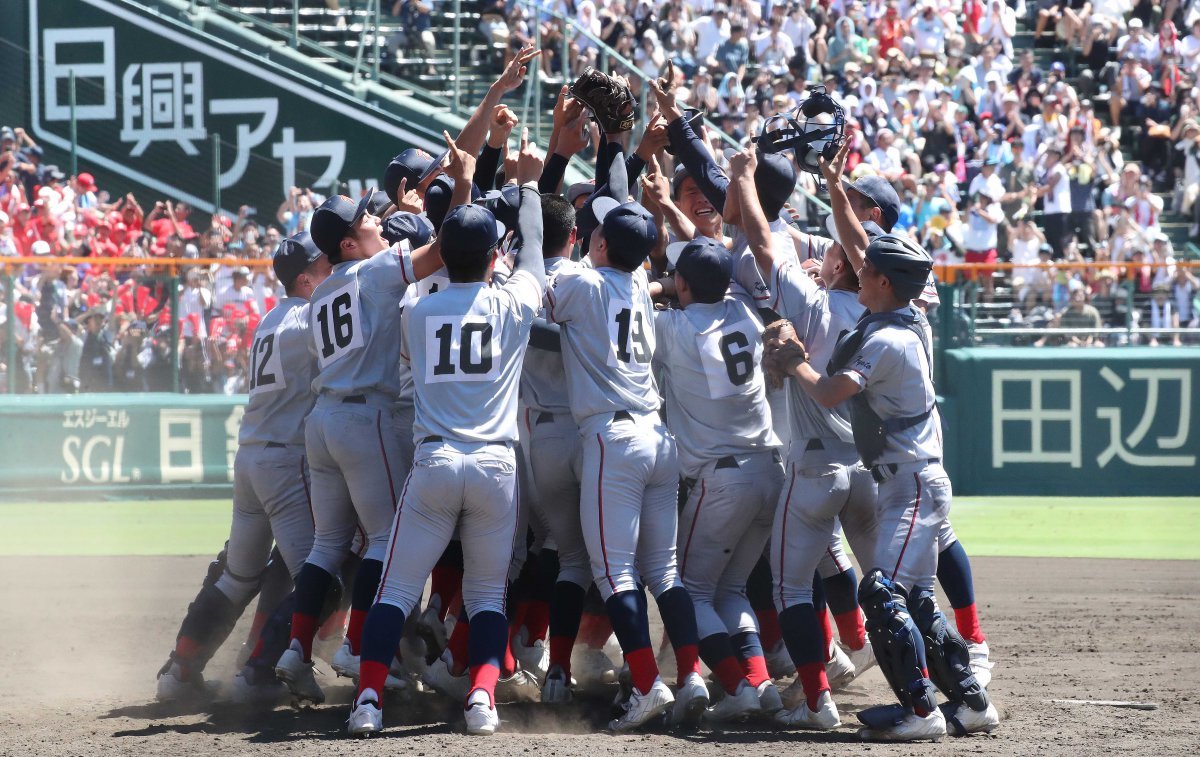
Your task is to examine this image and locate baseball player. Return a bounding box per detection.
[651,237,786,721]
[730,146,879,730]
[156,233,331,702]
[547,195,709,732]
[274,144,455,704]
[346,141,545,737]
[765,233,1000,741]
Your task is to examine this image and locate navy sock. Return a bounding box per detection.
[294,563,335,618]
[937,540,976,609]
[655,586,699,649]
[731,630,764,662]
[778,603,824,667]
[747,556,775,611]
[360,603,406,666]
[536,549,560,602]
[811,570,828,614]
[548,581,587,639]
[352,558,383,612]
[605,589,651,652]
[822,567,860,616]
[467,610,508,672]
[698,632,737,669]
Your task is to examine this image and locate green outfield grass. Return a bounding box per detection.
[1,497,1198,560]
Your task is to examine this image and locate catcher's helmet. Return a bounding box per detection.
[865,234,933,301]
[756,86,846,175]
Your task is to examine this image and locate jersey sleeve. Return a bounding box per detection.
[837,330,899,389]
[731,244,771,304]
[358,247,415,295]
[770,257,820,318]
[545,267,594,324]
[500,269,545,325]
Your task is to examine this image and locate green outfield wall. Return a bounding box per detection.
[0,348,1197,498]
[940,348,1200,496]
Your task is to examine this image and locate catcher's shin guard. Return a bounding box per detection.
[858,570,937,716]
[909,588,990,712]
[173,582,248,674]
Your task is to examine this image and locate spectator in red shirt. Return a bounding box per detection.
[876,3,907,59]
[143,199,195,253]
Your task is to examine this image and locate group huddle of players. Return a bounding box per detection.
[154,48,1000,743]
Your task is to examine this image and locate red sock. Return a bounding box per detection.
[674,643,701,687]
[757,607,782,649]
[317,608,347,641]
[358,660,389,701]
[430,567,463,622]
[468,663,501,707]
[712,655,747,695]
[953,604,986,645]
[549,634,576,675]
[580,611,613,649]
[290,612,318,661]
[833,609,866,651]
[502,638,517,677]
[523,600,550,642]
[796,661,830,712]
[346,609,368,655]
[173,636,201,676]
[915,667,933,716]
[244,611,268,650]
[509,602,529,640]
[625,647,660,696]
[742,654,770,688]
[446,616,471,673]
[820,609,835,661]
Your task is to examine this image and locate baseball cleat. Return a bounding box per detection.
[495,668,541,703]
[755,680,784,714]
[385,654,413,693]
[765,640,793,680]
[705,680,762,723]
[826,642,856,691]
[574,647,619,686]
[857,706,946,742]
[843,640,877,680]
[541,665,573,704]
[423,651,470,702]
[608,677,674,732]
[967,640,994,689]
[330,638,360,679]
[230,665,287,706]
[275,643,326,705]
[464,689,500,735]
[670,671,710,729]
[155,661,216,703]
[415,606,448,660]
[941,700,1000,736]
[775,689,841,730]
[512,627,550,681]
[346,689,383,737]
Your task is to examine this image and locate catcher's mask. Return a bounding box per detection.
[755,86,845,177]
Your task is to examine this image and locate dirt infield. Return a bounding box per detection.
[1,554,1197,756]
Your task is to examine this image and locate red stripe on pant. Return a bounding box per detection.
[890,473,922,582]
[376,410,397,506]
[777,466,799,608]
[595,434,616,594]
[374,470,414,605]
[679,480,707,579]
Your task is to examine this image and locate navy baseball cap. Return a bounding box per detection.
[671,164,692,199]
[674,236,732,302]
[754,152,798,218]
[842,175,901,232]
[309,192,371,258]
[383,147,446,204]
[366,189,393,217]
[439,204,506,261]
[475,185,521,233]
[381,212,434,248]
[273,231,324,288]
[424,176,483,231]
[593,199,658,270]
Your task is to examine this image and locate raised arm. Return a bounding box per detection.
[729,147,776,276]
[454,46,542,156]
[513,131,546,282]
[819,137,869,273]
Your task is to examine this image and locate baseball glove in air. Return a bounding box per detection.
[569,67,636,134]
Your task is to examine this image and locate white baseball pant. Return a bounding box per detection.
[527,411,589,588]
[873,460,952,594]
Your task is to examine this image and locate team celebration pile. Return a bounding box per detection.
[153,47,1000,743]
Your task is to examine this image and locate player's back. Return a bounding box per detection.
[654,295,779,477]
[405,271,541,443]
[547,265,660,423]
[240,297,318,447]
[308,248,414,399]
[520,258,576,416]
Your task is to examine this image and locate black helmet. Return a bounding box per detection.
[755,86,845,177]
[865,234,933,301]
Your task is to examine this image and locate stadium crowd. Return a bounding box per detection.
[3,0,1200,393]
